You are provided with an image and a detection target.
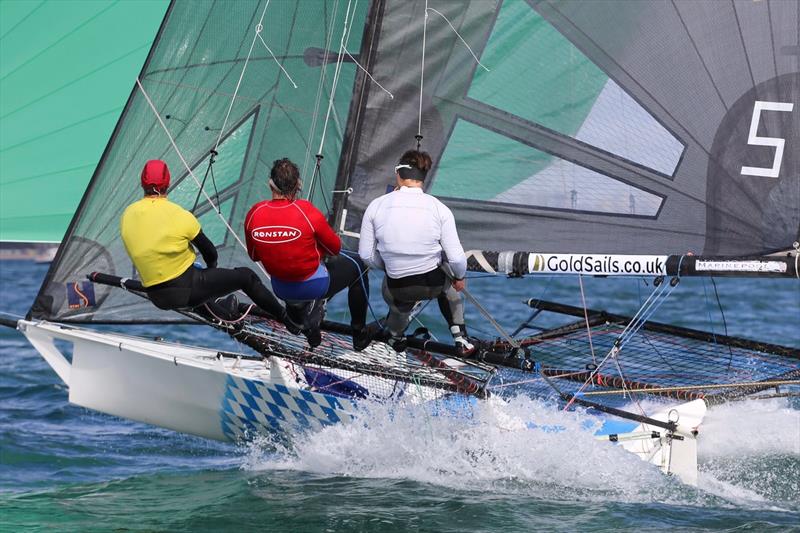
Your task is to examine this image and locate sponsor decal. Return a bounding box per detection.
[695,260,787,273]
[66,281,96,309]
[527,254,668,276]
[251,225,302,244]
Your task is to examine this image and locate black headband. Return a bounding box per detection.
[395,163,427,181]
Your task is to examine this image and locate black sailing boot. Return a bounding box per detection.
[385,331,408,353]
[351,323,374,352]
[302,299,325,349]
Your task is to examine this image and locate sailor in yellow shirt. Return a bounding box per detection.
[120,159,300,332]
[121,194,202,288]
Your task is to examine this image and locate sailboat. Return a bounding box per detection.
[4,0,798,487]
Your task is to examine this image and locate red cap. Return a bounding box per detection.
[140,160,171,191]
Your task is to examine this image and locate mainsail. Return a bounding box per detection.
[31,0,370,322]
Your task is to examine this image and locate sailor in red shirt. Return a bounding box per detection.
[245,158,371,350]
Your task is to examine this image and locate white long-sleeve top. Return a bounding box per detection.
[358,186,467,279]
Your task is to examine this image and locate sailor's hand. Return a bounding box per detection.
[452,278,466,292]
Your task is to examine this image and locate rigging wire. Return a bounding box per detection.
[191,149,221,213]
[417,0,428,142]
[214,0,272,153]
[710,276,734,368]
[415,3,490,146]
[255,31,298,88]
[301,0,342,184]
[563,277,681,410]
[425,8,490,73]
[315,0,356,159]
[577,274,597,365]
[309,0,395,181]
[135,78,269,279]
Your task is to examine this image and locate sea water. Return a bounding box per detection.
[1,260,798,531]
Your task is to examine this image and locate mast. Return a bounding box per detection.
[329,0,386,234]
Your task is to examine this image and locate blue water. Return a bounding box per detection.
[1,260,799,531]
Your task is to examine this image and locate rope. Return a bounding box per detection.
[255,32,298,88]
[135,79,269,279]
[309,0,393,176]
[425,8,490,73]
[577,274,596,366]
[342,49,394,98]
[563,278,679,410]
[416,4,490,144]
[203,302,255,324]
[340,248,382,324]
[191,150,220,213]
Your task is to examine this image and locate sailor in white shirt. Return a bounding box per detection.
[359,150,474,355]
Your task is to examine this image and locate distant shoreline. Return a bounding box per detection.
[0,243,58,262]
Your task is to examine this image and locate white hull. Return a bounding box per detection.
[19,320,359,441]
[18,319,705,484]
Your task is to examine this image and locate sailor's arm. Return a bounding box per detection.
[358,202,384,270]
[440,209,467,280]
[243,205,259,261]
[308,203,342,256]
[191,230,218,269]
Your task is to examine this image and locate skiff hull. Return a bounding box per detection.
[17,319,705,485]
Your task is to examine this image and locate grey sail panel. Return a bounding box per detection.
[341,0,799,256]
[31,0,368,322]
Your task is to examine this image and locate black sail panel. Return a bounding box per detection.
[342,0,799,256]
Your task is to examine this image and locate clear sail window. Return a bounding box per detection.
[168,112,256,213]
[467,1,684,177]
[431,120,663,216]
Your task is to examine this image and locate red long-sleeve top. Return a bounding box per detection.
[244,199,341,281]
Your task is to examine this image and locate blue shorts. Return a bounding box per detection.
[271,263,330,301]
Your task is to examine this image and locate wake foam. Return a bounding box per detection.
[243,395,682,502]
[697,398,799,507]
[241,395,798,508]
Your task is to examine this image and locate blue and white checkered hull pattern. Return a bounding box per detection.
[220,375,356,440]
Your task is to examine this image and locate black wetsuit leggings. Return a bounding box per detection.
[147,266,283,317]
[323,251,369,327]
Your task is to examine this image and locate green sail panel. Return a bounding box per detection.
[169,113,256,219]
[466,1,683,177]
[0,0,168,242]
[198,198,235,246]
[432,119,662,216]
